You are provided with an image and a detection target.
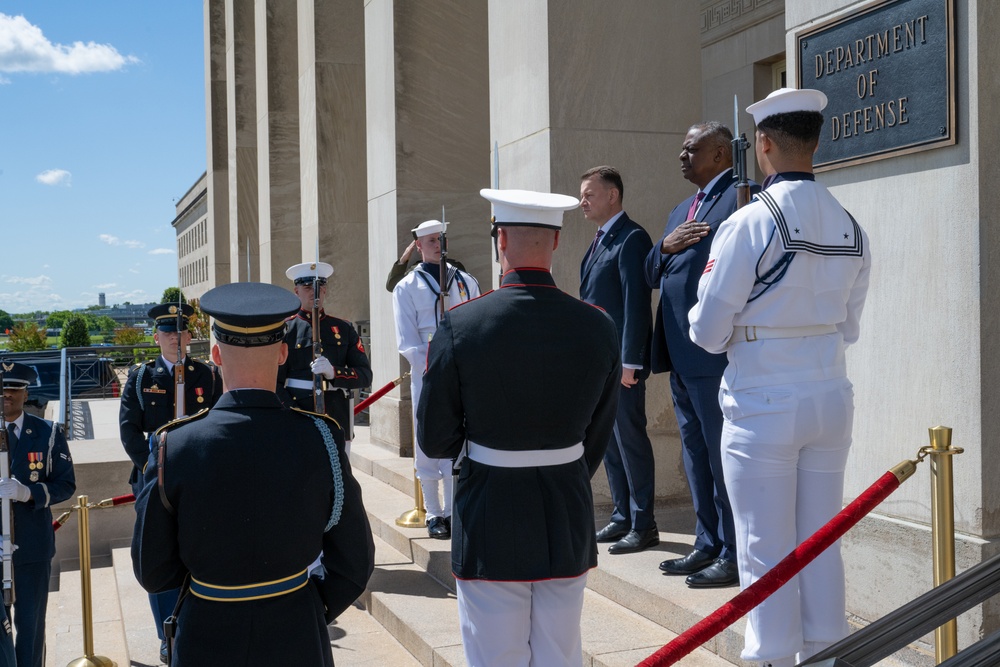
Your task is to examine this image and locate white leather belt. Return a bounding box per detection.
[733,324,838,342]
[467,442,584,468]
[285,378,317,390]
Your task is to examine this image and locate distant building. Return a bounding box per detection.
[172,172,210,301]
[98,292,106,308]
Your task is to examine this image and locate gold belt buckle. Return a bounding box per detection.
[744,326,758,342]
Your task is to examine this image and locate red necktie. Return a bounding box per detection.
[585,229,605,263]
[686,191,705,220]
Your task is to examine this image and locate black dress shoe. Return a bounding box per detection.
[608,528,660,554]
[685,558,739,588]
[659,549,716,575]
[595,521,630,543]
[427,516,450,539]
[159,640,169,664]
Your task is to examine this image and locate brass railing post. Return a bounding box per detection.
[396,476,427,528]
[68,495,115,667]
[928,426,961,663]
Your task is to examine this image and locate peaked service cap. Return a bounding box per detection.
[286,261,334,285]
[199,282,300,347]
[479,189,580,230]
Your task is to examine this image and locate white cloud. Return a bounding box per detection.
[148,248,174,255]
[99,234,145,249]
[94,282,116,289]
[36,168,71,186]
[0,13,139,75]
[5,274,52,286]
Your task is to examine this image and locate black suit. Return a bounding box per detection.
[644,170,750,562]
[579,212,656,532]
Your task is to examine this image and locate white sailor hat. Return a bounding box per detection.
[285,261,334,285]
[412,220,446,239]
[479,188,580,230]
[746,87,828,125]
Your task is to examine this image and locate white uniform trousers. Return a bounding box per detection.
[720,376,853,664]
[455,574,588,667]
[410,367,453,518]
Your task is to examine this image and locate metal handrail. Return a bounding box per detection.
[802,551,1000,666]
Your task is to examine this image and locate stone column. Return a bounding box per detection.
[297,0,368,322]
[255,0,302,284]
[226,0,259,283]
[365,0,491,454]
[488,0,702,503]
[204,0,230,289]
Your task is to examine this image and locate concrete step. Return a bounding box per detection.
[349,440,738,666]
[45,561,128,667]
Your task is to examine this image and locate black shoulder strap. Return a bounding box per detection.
[156,431,175,516]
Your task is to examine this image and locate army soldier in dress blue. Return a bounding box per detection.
[0,361,76,667]
[119,302,224,663]
[418,190,620,667]
[277,261,373,451]
[132,282,374,667]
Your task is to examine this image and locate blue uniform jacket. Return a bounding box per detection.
[10,413,76,565]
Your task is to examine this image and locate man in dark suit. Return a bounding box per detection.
[1,361,76,667]
[578,166,658,555]
[644,121,748,587]
[132,282,374,666]
[418,188,620,667]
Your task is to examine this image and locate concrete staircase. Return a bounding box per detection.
[43,424,743,666]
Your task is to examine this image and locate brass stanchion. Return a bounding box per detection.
[68,495,115,667]
[396,476,427,528]
[927,426,963,663]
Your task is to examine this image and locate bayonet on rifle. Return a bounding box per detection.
[174,292,186,420]
[312,240,326,415]
[0,365,15,607]
[733,94,752,209]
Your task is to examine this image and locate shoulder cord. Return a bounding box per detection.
[135,363,146,411]
[308,416,345,531]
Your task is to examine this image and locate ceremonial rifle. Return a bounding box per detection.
[174,290,186,420]
[312,240,326,415]
[438,207,448,321]
[0,366,15,607]
[733,94,752,209]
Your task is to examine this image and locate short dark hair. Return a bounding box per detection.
[581,165,624,202]
[690,121,734,161]
[757,111,824,155]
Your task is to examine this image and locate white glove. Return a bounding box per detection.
[0,477,31,503]
[310,356,335,380]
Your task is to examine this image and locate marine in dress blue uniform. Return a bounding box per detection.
[119,302,224,662]
[132,282,374,667]
[689,88,871,667]
[277,261,373,446]
[418,189,620,667]
[1,361,76,667]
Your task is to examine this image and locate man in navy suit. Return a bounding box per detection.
[1,361,76,667]
[644,122,746,587]
[579,166,658,555]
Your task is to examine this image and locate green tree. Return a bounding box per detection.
[187,298,210,339]
[0,310,13,333]
[96,316,118,334]
[7,322,47,352]
[59,315,91,348]
[161,287,187,305]
[114,326,146,345]
[46,310,74,329]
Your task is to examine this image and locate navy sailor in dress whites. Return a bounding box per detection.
[418,189,620,667]
[132,282,374,667]
[277,261,373,452]
[1,361,76,667]
[119,301,224,662]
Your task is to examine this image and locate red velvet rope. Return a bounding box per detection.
[51,493,136,532]
[354,378,400,415]
[638,470,902,667]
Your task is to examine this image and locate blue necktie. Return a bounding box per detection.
[5,423,16,450]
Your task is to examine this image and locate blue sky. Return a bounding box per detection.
[0,2,205,314]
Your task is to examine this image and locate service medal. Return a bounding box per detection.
[30,471,39,482]
[195,387,205,404]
